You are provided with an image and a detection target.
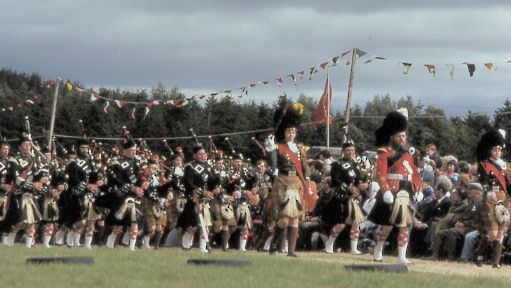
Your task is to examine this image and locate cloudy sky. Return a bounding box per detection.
[1,0,510,116]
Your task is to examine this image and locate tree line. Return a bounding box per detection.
[0,68,509,162]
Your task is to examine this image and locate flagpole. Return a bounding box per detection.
[326,71,330,149]
[343,48,358,144]
[47,77,62,152]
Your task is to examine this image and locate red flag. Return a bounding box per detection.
[312,75,333,126]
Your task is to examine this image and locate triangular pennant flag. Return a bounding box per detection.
[261,81,270,85]
[331,56,340,66]
[103,101,110,114]
[275,78,283,86]
[297,70,305,79]
[178,100,186,107]
[484,63,496,71]
[402,63,412,74]
[210,92,219,97]
[319,61,329,69]
[286,74,297,85]
[447,64,455,80]
[131,107,136,120]
[65,82,73,92]
[340,49,351,58]
[308,67,318,80]
[355,48,367,58]
[465,63,476,77]
[248,83,257,88]
[424,64,436,76]
[364,56,386,64]
[199,95,206,99]
[90,94,98,102]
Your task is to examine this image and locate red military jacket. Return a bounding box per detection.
[479,160,511,194]
[376,147,421,193]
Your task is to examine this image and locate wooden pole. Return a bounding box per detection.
[326,71,330,149]
[47,77,61,152]
[343,48,358,144]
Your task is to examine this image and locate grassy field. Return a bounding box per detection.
[1,246,510,288]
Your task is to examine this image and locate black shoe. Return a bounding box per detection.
[475,256,484,267]
[373,259,383,262]
[269,244,277,255]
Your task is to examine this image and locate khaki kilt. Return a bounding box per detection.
[272,175,304,219]
[143,198,167,227]
[210,198,236,232]
[486,190,510,231]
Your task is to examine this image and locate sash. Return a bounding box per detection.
[278,143,309,199]
[481,161,508,194]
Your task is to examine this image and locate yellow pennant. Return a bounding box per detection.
[65,82,73,92]
[484,63,496,71]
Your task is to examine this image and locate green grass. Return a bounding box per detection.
[1,246,510,288]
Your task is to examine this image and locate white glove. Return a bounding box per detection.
[414,191,424,203]
[383,190,394,204]
[264,134,277,152]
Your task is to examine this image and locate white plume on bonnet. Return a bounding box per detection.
[396,107,408,119]
[498,129,506,140]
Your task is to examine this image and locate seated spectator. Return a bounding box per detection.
[424,175,453,246]
[459,183,485,262]
[429,187,470,260]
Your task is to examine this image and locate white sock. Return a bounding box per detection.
[85,236,93,249]
[199,238,208,253]
[6,232,16,247]
[122,231,130,245]
[239,239,247,252]
[283,239,288,253]
[25,236,33,248]
[73,232,81,247]
[398,243,411,265]
[54,229,65,245]
[66,231,74,247]
[263,236,273,251]
[182,233,191,249]
[129,238,136,251]
[189,233,195,248]
[351,240,362,255]
[325,236,335,254]
[143,235,151,249]
[43,234,52,248]
[106,233,116,249]
[2,233,7,246]
[374,241,384,261]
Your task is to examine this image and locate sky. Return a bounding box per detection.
[1,0,510,117]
